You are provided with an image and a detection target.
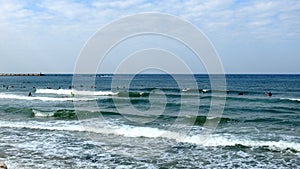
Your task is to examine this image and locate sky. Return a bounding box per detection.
[0,0,299,74]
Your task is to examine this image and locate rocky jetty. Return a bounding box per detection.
[0,73,45,76]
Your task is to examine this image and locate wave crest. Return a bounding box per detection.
[36,89,117,96]
[1,121,299,152]
[0,93,96,102]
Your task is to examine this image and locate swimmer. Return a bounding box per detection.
[264,91,272,97]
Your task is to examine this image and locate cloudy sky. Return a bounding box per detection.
[0,0,299,74]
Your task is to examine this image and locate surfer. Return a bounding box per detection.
[182,88,189,92]
[70,92,75,97]
[264,91,272,97]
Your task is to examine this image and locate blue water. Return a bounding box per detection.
[0,74,299,168]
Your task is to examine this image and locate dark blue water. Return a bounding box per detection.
[0,74,299,168]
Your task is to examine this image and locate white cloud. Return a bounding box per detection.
[38,0,89,19]
[92,0,146,9]
[0,0,32,20]
[1,0,299,39]
[0,0,300,73]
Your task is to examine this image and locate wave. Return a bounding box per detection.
[34,89,300,105]
[0,121,85,132]
[225,106,300,115]
[10,107,298,126]
[117,91,149,97]
[280,98,300,102]
[204,95,300,104]
[0,93,97,102]
[30,107,236,124]
[193,116,237,125]
[35,89,118,96]
[33,109,55,117]
[1,121,299,152]
[33,109,79,119]
[185,135,300,152]
[4,107,33,114]
[32,109,119,119]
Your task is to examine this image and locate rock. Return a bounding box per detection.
[0,161,7,169]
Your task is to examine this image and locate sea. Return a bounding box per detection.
[0,74,299,169]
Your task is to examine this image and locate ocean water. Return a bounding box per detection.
[0,74,299,169]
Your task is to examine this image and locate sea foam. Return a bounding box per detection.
[1,121,299,152]
[280,98,300,102]
[0,93,96,102]
[36,89,117,96]
[32,110,55,117]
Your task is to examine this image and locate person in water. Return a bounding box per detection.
[264,91,272,97]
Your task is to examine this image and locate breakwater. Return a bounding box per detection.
[0,73,45,76]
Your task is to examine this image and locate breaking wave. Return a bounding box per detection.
[35,89,117,96]
[280,98,300,102]
[0,93,97,102]
[0,121,299,152]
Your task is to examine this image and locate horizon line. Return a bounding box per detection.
[1,72,300,75]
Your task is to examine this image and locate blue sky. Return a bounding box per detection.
[0,0,299,73]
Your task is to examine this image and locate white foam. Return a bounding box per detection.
[0,120,179,139]
[0,93,96,102]
[182,88,190,92]
[32,110,55,117]
[113,125,179,138]
[0,121,85,132]
[35,89,117,96]
[202,89,209,92]
[1,120,299,152]
[280,98,300,102]
[184,135,300,151]
[35,89,72,95]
